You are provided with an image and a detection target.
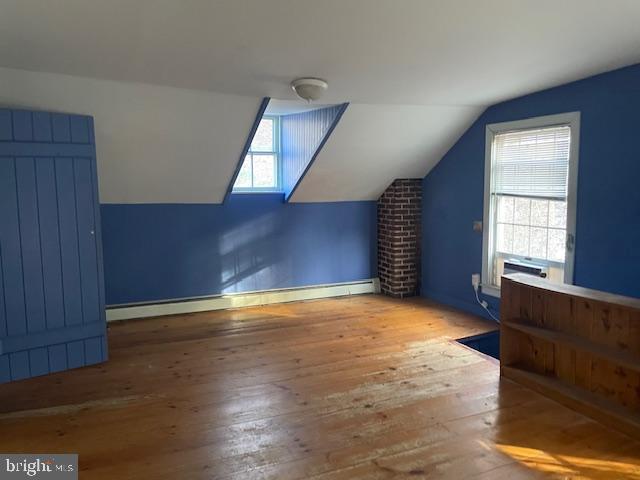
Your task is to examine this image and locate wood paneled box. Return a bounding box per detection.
[500,273,640,439]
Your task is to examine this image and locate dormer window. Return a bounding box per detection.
[233,116,280,192]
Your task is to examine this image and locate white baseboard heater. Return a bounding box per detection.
[106,278,380,322]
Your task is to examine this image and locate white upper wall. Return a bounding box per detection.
[1,1,640,202]
[0,67,260,203]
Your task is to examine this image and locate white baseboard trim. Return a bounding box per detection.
[106,278,380,322]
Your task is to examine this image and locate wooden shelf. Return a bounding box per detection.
[503,320,640,372]
[502,365,640,440]
[500,275,640,440]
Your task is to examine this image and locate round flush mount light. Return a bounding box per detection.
[291,77,328,102]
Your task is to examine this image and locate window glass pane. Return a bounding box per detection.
[252,154,276,188]
[548,229,566,262]
[234,155,252,188]
[513,197,530,225]
[497,196,514,223]
[513,225,529,256]
[530,227,548,259]
[496,223,513,253]
[549,200,567,228]
[492,194,567,271]
[530,199,549,227]
[251,118,274,152]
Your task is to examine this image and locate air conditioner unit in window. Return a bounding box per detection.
[503,258,547,278]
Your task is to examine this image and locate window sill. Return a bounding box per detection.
[480,284,501,298]
[231,190,283,195]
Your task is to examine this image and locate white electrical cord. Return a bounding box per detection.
[474,286,500,323]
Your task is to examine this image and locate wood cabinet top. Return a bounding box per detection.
[502,273,640,311]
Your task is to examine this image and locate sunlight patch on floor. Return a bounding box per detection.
[497,443,640,479]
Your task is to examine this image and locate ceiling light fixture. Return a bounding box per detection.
[291,77,328,102]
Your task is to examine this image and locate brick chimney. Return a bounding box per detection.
[377,179,422,298]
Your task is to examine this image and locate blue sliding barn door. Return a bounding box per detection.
[0,108,107,383]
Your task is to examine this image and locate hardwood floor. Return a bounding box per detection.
[1,294,639,479]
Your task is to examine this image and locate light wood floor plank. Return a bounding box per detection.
[1,295,638,479]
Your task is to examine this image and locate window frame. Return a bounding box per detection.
[233,115,281,193]
[481,112,581,298]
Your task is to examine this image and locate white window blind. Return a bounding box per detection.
[493,126,570,199]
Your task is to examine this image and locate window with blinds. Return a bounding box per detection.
[493,126,570,199]
[482,114,579,294]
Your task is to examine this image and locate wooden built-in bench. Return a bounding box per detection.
[500,273,640,439]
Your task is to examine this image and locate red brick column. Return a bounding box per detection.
[377,179,422,298]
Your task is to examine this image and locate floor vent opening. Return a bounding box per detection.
[456,330,500,360]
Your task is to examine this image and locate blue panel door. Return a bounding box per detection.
[0,109,107,383]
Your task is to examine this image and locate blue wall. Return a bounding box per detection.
[281,105,345,199]
[422,63,640,319]
[102,194,377,305]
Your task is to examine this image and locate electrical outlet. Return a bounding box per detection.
[471,273,481,290]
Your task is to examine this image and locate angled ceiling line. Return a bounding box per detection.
[223,96,270,203]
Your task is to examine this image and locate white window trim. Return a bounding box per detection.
[481,112,581,298]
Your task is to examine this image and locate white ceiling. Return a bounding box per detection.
[1,0,639,202]
[2,0,639,106]
[265,100,335,116]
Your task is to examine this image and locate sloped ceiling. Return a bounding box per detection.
[290,104,483,202]
[0,67,259,203]
[1,0,640,202]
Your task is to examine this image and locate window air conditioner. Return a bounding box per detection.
[503,258,547,278]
